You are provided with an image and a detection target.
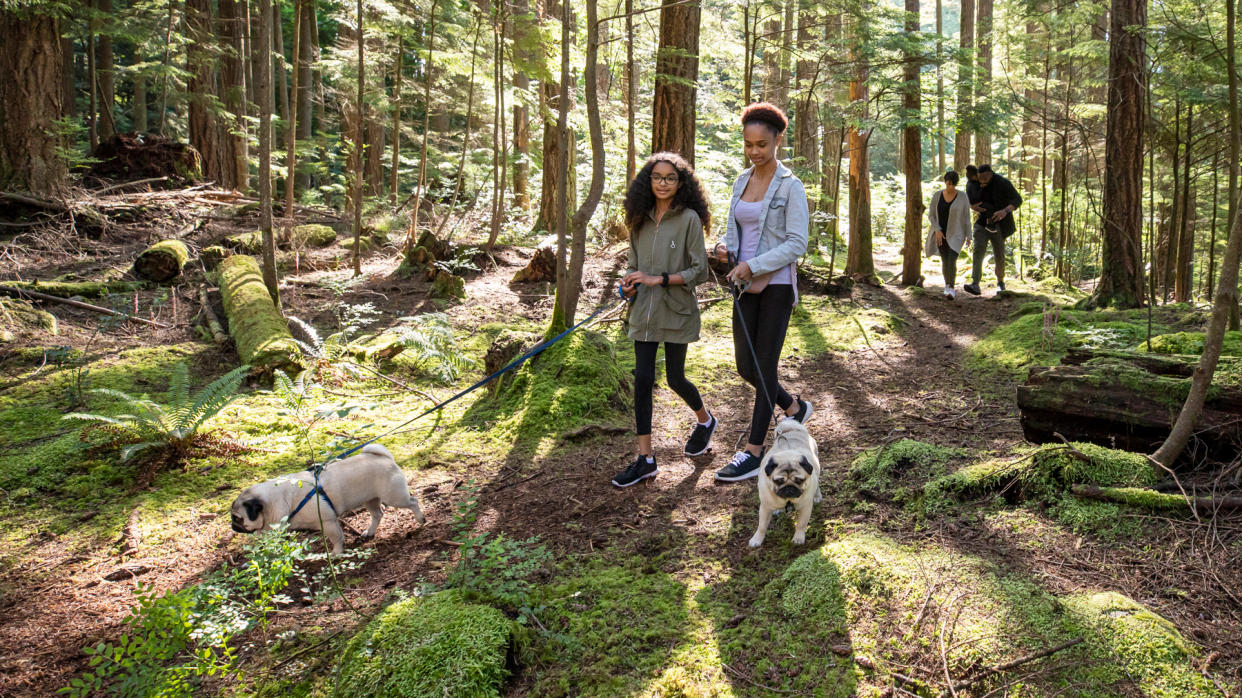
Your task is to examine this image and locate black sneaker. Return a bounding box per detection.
[684,414,716,456]
[996,281,1006,292]
[789,397,814,425]
[963,283,982,296]
[715,449,765,482]
[612,456,657,488]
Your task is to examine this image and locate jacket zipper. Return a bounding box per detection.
[644,217,660,341]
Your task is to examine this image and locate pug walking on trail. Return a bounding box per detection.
[612,152,716,488]
[750,419,821,547]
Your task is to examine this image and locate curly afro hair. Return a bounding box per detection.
[623,152,712,237]
[741,102,788,136]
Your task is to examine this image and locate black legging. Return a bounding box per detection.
[938,239,959,287]
[733,284,795,446]
[634,341,704,437]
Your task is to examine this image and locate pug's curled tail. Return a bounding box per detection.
[361,443,395,461]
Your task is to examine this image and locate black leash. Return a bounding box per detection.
[724,251,781,430]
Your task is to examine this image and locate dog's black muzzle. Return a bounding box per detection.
[776,485,803,500]
[230,515,250,533]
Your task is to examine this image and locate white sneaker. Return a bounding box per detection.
[944,287,956,300]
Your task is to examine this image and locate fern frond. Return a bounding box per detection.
[120,441,163,462]
[288,317,323,354]
[88,387,142,404]
[182,364,250,431]
[62,412,128,426]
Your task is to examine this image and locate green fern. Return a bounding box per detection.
[391,313,474,383]
[63,362,250,462]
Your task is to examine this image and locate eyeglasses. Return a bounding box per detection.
[651,175,680,185]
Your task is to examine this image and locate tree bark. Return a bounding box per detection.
[1089,0,1146,310]
[390,35,402,206]
[132,71,147,134]
[550,0,572,335]
[845,10,875,281]
[935,0,945,173]
[284,0,302,214]
[219,0,249,191]
[188,0,222,184]
[901,0,923,286]
[626,0,636,183]
[295,1,314,192]
[1173,102,1194,303]
[0,9,67,194]
[953,0,974,171]
[512,0,531,209]
[973,0,992,164]
[1152,0,1242,466]
[255,0,279,307]
[405,0,437,261]
[97,0,116,141]
[62,36,75,119]
[651,0,700,165]
[274,2,287,138]
[353,0,364,277]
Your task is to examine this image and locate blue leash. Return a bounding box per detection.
[289,481,337,519]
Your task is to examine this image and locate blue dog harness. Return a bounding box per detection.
[288,480,338,520]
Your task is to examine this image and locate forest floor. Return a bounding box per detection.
[0,193,1239,696]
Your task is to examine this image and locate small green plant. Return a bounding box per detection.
[444,485,550,611]
[62,362,250,464]
[389,312,475,383]
[62,523,310,697]
[433,246,481,276]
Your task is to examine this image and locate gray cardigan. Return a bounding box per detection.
[924,187,972,257]
[717,160,810,303]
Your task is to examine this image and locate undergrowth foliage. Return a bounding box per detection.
[443,484,551,612]
[62,362,250,465]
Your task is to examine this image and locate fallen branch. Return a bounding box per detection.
[937,639,1083,697]
[93,176,170,195]
[198,285,228,344]
[1070,484,1242,513]
[0,285,170,328]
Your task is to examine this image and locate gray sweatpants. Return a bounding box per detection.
[970,225,1005,285]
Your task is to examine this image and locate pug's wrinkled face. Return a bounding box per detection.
[765,455,815,500]
[230,495,265,534]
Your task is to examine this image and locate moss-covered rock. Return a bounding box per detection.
[1137,330,1242,357]
[429,269,465,300]
[850,439,965,504]
[1063,592,1223,696]
[224,231,263,254]
[334,590,513,698]
[217,255,301,375]
[133,239,190,282]
[923,441,1156,513]
[0,297,57,334]
[290,223,336,248]
[199,245,232,272]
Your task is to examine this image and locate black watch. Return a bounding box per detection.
[661,273,669,288]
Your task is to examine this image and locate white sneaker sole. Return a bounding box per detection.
[714,468,760,482]
[684,421,717,457]
[612,470,657,488]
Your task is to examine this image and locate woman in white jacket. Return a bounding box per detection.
[924,170,973,299]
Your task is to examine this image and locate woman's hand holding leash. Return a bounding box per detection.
[726,260,753,285]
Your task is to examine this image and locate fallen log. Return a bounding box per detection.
[1017,349,1242,458]
[1070,484,1242,513]
[216,255,302,374]
[198,285,228,345]
[0,279,147,299]
[0,285,169,327]
[133,240,190,282]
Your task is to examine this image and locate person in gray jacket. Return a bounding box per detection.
[924,170,973,299]
[612,152,716,488]
[711,103,813,482]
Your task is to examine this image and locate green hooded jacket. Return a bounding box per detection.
[625,207,709,344]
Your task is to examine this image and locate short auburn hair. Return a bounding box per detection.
[741,102,788,136]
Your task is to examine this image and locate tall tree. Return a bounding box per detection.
[845,7,875,280]
[935,0,945,173]
[550,0,572,335]
[389,36,402,206]
[188,0,222,183]
[1088,0,1146,309]
[651,0,700,165]
[511,0,531,209]
[973,0,992,163]
[625,0,636,183]
[534,0,564,235]
[405,0,437,262]
[352,0,364,277]
[953,0,974,170]
[219,0,249,190]
[0,6,67,194]
[284,0,303,216]
[96,0,116,140]
[1152,0,1242,466]
[901,0,924,285]
[255,0,280,306]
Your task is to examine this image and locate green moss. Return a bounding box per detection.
[1063,592,1223,696]
[199,245,232,272]
[430,271,465,300]
[1047,497,1143,539]
[335,589,513,698]
[923,442,1156,512]
[1073,486,1198,511]
[292,224,337,248]
[1,280,147,299]
[217,255,302,375]
[0,297,57,334]
[225,231,263,254]
[529,558,690,695]
[133,239,190,282]
[1137,331,1242,357]
[850,439,965,505]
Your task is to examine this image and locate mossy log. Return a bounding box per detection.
[0,279,147,299]
[217,255,302,374]
[225,231,263,254]
[199,245,232,272]
[1017,349,1242,457]
[1071,484,1242,513]
[285,223,337,248]
[133,239,190,282]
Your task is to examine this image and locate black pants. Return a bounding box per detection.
[634,341,703,437]
[937,239,959,287]
[971,225,1005,285]
[733,284,795,446]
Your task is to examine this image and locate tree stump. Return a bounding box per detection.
[1017,349,1242,459]
[133,239,190,282]
[512,245,556,283]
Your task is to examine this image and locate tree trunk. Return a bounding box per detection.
[901,0,923,286]
[550,0,572,336]
[0,9,67,194]
[1173,102,1194,303]
[390,36,402,206]
[62,36,75,119]
[295,2,315,192]
[274,2,287,139]
[1020,350,1242,461]
[953,0,974,171]
[973,0,992,164]
[651,0,700,165]
[935,0,945,173]
[132,72,147,134]
[353,0,364,277]
[219,0,249,191]
[845,10,875,281]
[405,0,437,261]
[561,0,604,325]
[512,0,531,209]
[488,3,509,249]
[1151,0,1238,467]
[255,0,279,307]
[284,0,302,214]
[188,0,222,184]
[794,2,819,179]
[534,78,562,235]
[97,0,116,141]
[1020,16,1042,192]
[87,3,98,150]
[1207,148,1220,297]
[626,0,636,183]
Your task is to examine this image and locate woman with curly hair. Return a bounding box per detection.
[611,152,715,488]
[712,102,812,483]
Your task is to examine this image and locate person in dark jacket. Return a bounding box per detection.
[963,164,1022,295]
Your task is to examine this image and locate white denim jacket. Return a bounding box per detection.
[717,160,810,304]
